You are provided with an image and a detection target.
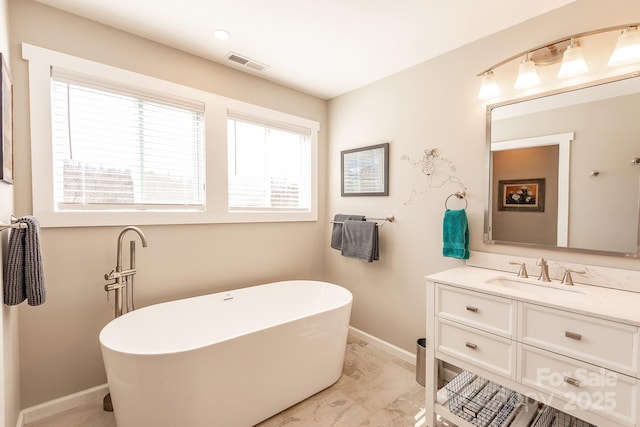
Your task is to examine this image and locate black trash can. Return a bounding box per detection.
[416,338,426,386]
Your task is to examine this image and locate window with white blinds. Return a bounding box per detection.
[23,43,318,226]
[51,76,205,210]
[227,115,311,211]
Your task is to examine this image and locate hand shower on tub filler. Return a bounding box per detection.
[103,226,148,319]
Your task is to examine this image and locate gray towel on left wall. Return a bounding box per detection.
[3,216,46,306]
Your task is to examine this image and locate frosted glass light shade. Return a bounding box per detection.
[514,59,541,89]
[608,27,640,66]
[557,43,588,78]
[478,71,500,100]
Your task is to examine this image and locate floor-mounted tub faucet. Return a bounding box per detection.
[102,226,148,413]
[104,226,148,318]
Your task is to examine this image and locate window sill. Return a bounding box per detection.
[35,209,318,228]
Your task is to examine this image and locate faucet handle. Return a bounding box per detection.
[508,261,528,278]
[561,267,586,286]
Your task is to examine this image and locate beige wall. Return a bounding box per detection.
[7,0,640,415]
[1,0,20,425]
[10,0,328,408]
[566,96,639,252]
[326,0,640,355]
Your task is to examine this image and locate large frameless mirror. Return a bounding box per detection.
[485,74,640,257]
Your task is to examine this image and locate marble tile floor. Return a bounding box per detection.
[25,335,428,427]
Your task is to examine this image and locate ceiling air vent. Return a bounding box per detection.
[225,52,268,72]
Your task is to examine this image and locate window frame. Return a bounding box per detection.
[22,43,319,227]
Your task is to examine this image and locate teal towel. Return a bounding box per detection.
[443,209,469,260]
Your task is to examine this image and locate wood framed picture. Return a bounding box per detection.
[0,52,13,184]
[341,142,389,196]
[498,178,544,211]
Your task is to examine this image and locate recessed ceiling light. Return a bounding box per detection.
[214,29,230,41]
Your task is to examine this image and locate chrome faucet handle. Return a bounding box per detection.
[561,267,586,286]
[536,258,550,282]
[508,261,528,278]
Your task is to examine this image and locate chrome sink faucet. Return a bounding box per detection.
[536,258,550,282]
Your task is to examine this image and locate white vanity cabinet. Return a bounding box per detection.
[425,267,640,427]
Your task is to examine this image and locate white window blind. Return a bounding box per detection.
[24,43,318,225]
[51,75,205,210]
[227,115,311,211]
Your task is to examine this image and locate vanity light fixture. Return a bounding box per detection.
[514,53,541,89]
[557,38,588,78]
[478,70,500,100]
[477,23,640,99]
[608,26,640,66]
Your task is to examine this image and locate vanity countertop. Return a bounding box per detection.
[426,266,640,326]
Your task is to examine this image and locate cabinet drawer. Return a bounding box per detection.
[520,303,639,376]
[520,344,637,426]
[436,284,515,338]
[436,318,516,379]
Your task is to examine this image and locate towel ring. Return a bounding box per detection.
[445,192,467,210]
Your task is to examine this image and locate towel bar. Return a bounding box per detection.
[0,216,28,231]
[331,215,394,224]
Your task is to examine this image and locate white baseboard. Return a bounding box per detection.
[19,384,109,426]
[348,326,417,366]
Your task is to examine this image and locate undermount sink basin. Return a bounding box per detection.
[484,275,588,295]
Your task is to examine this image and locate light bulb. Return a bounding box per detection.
[608,27,640,67]
[557,40,588,78]
[514,57,541,89]
[478,71,500,100]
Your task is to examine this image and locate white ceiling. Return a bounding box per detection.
[33,0,576,99]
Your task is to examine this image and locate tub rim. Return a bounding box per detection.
[99,280,352,356]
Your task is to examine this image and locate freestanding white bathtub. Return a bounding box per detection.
[99,280,352,427]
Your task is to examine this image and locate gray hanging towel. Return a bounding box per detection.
[341,220,379,262]
[3,216,46,306]
[330,214,365,250]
